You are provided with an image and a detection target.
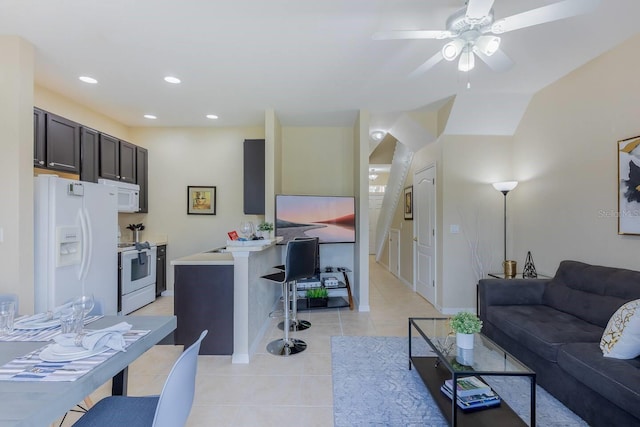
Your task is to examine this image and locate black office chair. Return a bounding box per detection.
[261,238,317,356]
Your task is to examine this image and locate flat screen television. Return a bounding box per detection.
[275,195,356,244]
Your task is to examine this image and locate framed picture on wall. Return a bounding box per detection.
[404,186,413,220]
[618,136,640,234]
[187,186,216,215]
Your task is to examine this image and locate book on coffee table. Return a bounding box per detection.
[444,376,492,397]
[440,384,501,411]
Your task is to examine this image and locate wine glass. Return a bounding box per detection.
[240,221,254,239]
[72,295,94,332]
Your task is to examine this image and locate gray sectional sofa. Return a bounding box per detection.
[478,260,640,427]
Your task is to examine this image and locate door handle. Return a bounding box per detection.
[413,237,418,241]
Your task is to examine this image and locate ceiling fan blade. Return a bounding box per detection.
[473,47,514,72]
[372,30,453,40]
[409,51,445,77]
[466,0,495,20]
[491,0,599,34]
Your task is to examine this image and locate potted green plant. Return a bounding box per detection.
[450,311,482,350]
[306,287,329,308]
[257,221,274,238]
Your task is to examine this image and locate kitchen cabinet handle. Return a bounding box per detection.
[121,176,126,180]
[38,161,44,165]
[49,161,75,168]
[117,175,121,179]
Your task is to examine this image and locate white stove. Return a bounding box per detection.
[118,242,156,314]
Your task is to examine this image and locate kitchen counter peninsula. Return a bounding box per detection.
[171,238,281,363]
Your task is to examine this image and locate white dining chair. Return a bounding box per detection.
[72,330,207,427]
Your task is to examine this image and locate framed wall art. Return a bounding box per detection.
[618,136,640,234]
[404,186,413,220]
[187,186,216,215]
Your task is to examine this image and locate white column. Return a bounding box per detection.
[0,36,35,312]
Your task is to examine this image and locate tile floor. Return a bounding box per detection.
[58,257,442,426]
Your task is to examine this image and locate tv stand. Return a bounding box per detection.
[296,267,353,310]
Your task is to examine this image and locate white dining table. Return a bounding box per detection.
[0,315,176,427]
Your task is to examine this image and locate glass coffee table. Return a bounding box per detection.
[409,317,536,426]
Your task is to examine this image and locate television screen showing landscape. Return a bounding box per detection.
[275,195,356,243]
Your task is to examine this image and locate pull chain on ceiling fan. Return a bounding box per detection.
[373,0,600,75]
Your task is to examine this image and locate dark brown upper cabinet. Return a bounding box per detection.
[44,113,81,174]
[119,141,136,184]
[33,108,46,168]
[136,146,148,213]
[99,133,119,180]
[80,127,100,183]
[99,134,137,183]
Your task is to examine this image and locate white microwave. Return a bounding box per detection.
[98,179,140,212]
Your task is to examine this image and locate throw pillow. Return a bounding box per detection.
[600,299,640,359]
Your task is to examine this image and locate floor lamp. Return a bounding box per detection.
[492,181,518,268]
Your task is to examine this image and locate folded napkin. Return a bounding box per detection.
[54,322,132,352]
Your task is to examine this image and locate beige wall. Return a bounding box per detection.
[281,127,354,195]
[440,135,512,312]
[393,128,514,313]
[0,36,35,312]
[512,33,640,275]
[354,111,370,310]
[34,86,130,142]
[125,126,265,289]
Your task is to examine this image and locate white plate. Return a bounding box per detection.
[49,343,90,357]
[14,318,60,330]
[39,344,108,362]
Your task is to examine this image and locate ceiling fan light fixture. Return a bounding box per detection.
[458,48,475,72]
[442,39,464,61]
[476,35,501,56]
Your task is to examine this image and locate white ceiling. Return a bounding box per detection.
[2,0,639,131]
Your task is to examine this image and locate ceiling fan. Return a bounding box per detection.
[373,0,600,75]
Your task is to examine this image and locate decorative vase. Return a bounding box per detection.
[456,332,474,349]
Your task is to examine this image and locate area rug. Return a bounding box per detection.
[331,336,588,427]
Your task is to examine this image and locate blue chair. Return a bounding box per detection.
[73,330,207,427]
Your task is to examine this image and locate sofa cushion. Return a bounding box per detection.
[558,342,640,420]
[543,260,640,327]
[601,299,640,359]
[486,304,604,362]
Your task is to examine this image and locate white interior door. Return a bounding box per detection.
[369,194,384,254]
[415,166,436,305]
[388,229,400,277]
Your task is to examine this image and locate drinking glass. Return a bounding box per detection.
[59,308,82,334]
[72,295,94,332]
[0,301,15,336]
[240,221,254,239]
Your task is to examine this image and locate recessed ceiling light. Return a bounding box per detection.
[370,130,386,141]
[206,114,219,120]
[144,114,157,120]
[164,76,181,84]
[79,76,98,84]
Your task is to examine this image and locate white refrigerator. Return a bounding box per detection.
[34,175,118,315]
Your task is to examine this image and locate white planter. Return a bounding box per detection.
[456,347,474,366]
[456,332,475,349]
